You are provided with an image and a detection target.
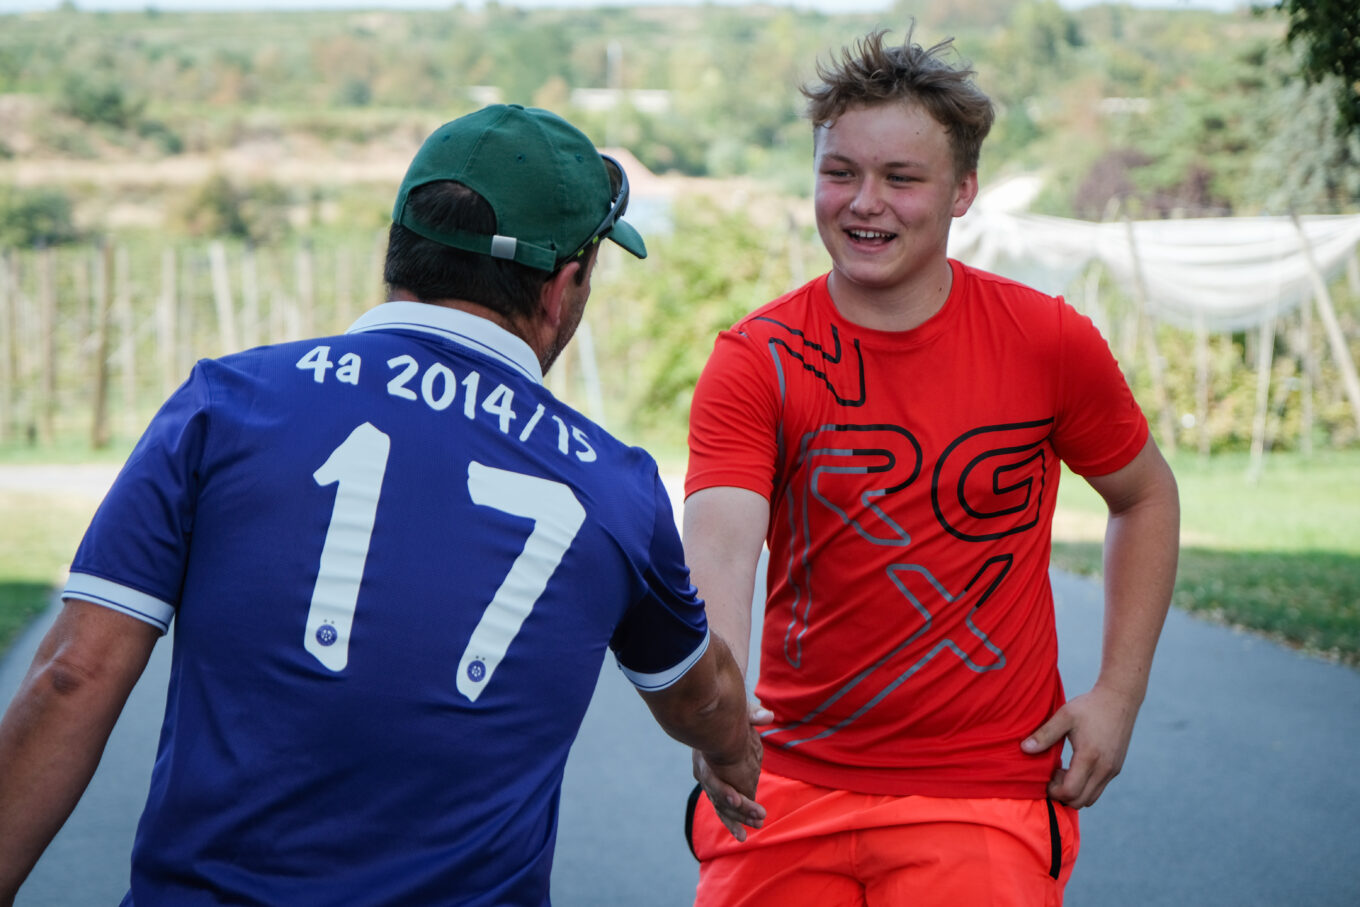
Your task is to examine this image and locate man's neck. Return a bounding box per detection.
[386,289,553,373]
[387,289,524,338]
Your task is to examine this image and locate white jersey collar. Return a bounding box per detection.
[346,301,543,384]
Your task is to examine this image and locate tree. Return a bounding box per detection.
[600,196,806,447]
[1269,0,1360,134]
[1245,65,1360,213]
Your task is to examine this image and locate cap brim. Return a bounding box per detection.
[607,218,647,259]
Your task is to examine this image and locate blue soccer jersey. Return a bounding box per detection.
[63,302,709,906]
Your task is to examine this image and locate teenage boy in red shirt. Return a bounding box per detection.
[684,28,1179,906]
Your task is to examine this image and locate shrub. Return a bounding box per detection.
[0,187,80,248]
[58,76,144,130]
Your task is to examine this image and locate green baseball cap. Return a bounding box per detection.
[392,104,647,271]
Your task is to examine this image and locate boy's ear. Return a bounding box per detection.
[953,170,979,218]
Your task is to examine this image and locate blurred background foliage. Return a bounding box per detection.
[1,1,1355,219]
[0,0,1357,456]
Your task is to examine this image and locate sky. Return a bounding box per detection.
[0,0,1253,14]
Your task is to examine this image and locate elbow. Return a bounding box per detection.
[642,651,744,747]
[689,685,732,725]
[30,653,104,701]
[663,669,731,730]
[1110,459,1180,522]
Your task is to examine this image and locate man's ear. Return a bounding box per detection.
[539,259,581,329]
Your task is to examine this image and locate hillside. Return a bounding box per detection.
[2,1,1349,246]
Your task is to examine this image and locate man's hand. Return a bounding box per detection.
[692,736,764,841]
[1021,683,1142,808]
[639,635,766,841]
[693,700,771,841]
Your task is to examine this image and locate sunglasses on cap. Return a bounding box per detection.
[564,155,630,263]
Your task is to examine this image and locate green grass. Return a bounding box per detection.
[0,437,135,465]
[0,489,102,655]
[1050,449,1360,666]
[0,442,131,658]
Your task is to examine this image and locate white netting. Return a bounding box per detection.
[950,190,1360,333]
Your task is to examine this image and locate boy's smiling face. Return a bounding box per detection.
[814,101,977,318]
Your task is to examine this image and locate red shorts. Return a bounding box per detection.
[686,770,1079,907]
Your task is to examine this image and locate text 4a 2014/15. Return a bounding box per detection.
[294,344,598,463]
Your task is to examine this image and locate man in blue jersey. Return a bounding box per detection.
[0,104,764,907]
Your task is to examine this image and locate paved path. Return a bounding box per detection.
[1048,572,1360,906]
[2,465,1358,904]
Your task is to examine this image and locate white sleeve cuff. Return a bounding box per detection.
[62,573,175,634]
[618,629,710,692]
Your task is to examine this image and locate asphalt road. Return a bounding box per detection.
[4,562,1359,905]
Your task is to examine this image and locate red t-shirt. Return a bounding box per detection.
[686,261,1149,799]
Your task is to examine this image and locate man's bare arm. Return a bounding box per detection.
[637,633,764,839]
[0,599,159,903]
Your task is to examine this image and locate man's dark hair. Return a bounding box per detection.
[384,182,595,324]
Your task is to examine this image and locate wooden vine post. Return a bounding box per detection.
[90,240,114,449]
